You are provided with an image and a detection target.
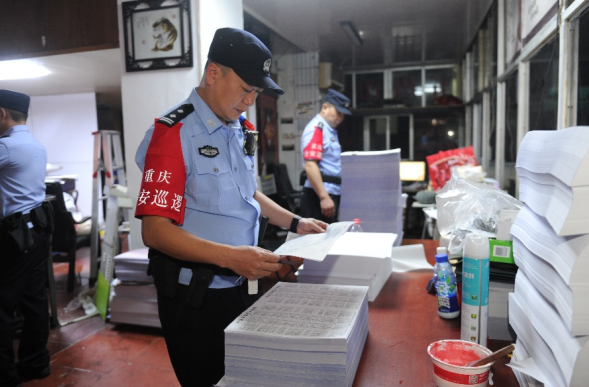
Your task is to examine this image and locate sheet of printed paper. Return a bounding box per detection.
[273,221,353,261]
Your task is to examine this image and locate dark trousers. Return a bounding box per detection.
[299,187,341,224]
[0,227,50,387]
[157,279,262,387]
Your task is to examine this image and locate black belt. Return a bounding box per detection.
[300,171,342,185]
[322,174,342,185]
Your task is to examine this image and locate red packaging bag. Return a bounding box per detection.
[426,146,478,190]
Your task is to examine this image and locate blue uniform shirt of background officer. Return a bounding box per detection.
[134,28,327,387]
[0,89,52,387]
[300,88,352,223]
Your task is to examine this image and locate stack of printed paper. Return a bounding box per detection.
[339,149,404,245]
[511,206,589,335]
[109,248,161,328]
[220,282,369,387]
[296,232,397,302]
[515,126,589,236]
[508,272,588,387]
[509,126,589,386]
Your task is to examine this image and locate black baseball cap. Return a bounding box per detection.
[0,89,30,114]
[325,88,352,115]
[208,28,284,95]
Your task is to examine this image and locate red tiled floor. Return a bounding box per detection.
[17,246,178,387]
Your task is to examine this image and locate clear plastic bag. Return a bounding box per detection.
[436,175,522,254]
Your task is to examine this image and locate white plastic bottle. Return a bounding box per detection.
[461,233,490,347]
[434,247,460,319]
[349,218,363,232]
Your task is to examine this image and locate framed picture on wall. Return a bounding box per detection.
[122,0,193,72]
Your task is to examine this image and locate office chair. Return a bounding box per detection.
[270,163,301,213]
[45,181,90,293]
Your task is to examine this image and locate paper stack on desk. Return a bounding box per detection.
[515,126,589,236]
[511,206,589,336]
[338,149,404,244]
[509,127,589,386]
[296,232,396,301]
[220,282,369,387]
[109,248,161,328]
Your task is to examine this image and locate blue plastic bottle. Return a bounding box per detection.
[434,247,460,319]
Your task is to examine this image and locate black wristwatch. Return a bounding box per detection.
[289,216,301,233]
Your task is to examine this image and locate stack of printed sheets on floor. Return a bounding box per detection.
[109,248,161,328]
[296,232,396,302]
[219,282,369,387]
[508,126,589,387]
[338,149,404,245]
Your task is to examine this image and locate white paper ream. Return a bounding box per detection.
[390,244,433,272]
[273,222,353,261]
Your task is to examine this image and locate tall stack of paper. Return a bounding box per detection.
[508,272,589,387]
[515,126,589,236]
[220,282,369,387]
[109,248,161,328]
[509,126,589,386]
[338,149,404,245]
[296,232,397,301]
[511,206,589,335]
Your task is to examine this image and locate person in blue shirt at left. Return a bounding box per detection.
[0,89,54,387]
[134,28,327,387]
[300,88,352,223]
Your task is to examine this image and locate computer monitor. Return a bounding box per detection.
[400,161,426,182]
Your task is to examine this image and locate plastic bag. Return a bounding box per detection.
[426,146,478,190]
[436,175,522,254]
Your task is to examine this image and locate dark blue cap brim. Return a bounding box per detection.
[334,105,352,115]
[235,69,284,95]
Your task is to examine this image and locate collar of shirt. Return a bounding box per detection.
[315,114,336,135]
[0,125,28,138]
[189,88,241,137]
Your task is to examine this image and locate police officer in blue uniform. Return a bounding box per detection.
[300,89,352,223]
[0,90,53,387]
[135,28,327,387]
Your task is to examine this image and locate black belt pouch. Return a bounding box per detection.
[1,213,34,254]
[148,248,182,299]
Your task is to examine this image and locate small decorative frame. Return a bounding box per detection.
[122,0,193,72]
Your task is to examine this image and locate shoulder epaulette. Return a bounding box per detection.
[317,122,324,129]
[157,104,195,127]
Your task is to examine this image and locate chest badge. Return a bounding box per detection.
[199,145,219,158]
[331,136,336,142]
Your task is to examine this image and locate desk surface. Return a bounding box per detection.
[351,239,518,386]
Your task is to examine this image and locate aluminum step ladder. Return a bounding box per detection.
[89,130,128,286]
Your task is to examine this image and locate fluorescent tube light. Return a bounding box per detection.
[0,59,51,80]
[340,21,363,46]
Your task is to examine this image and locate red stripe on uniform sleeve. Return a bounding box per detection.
[134,119,187,225]
[303,126,324,161]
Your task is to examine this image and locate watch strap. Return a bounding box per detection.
[289,216,301,233]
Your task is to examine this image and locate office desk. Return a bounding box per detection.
[351,239,518,386]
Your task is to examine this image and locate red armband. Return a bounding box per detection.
[303,124,324,161]
[135,119,187,225]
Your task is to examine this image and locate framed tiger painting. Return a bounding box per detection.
[122,0,193,72]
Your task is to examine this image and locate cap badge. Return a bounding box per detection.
[263,59,271,73]
[345,101,350,108]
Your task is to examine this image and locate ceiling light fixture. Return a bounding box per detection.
[340,21,363,46]
[0,59,51,81]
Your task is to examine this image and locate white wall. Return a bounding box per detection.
[120,0,244,250]
[28,92,97,217]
